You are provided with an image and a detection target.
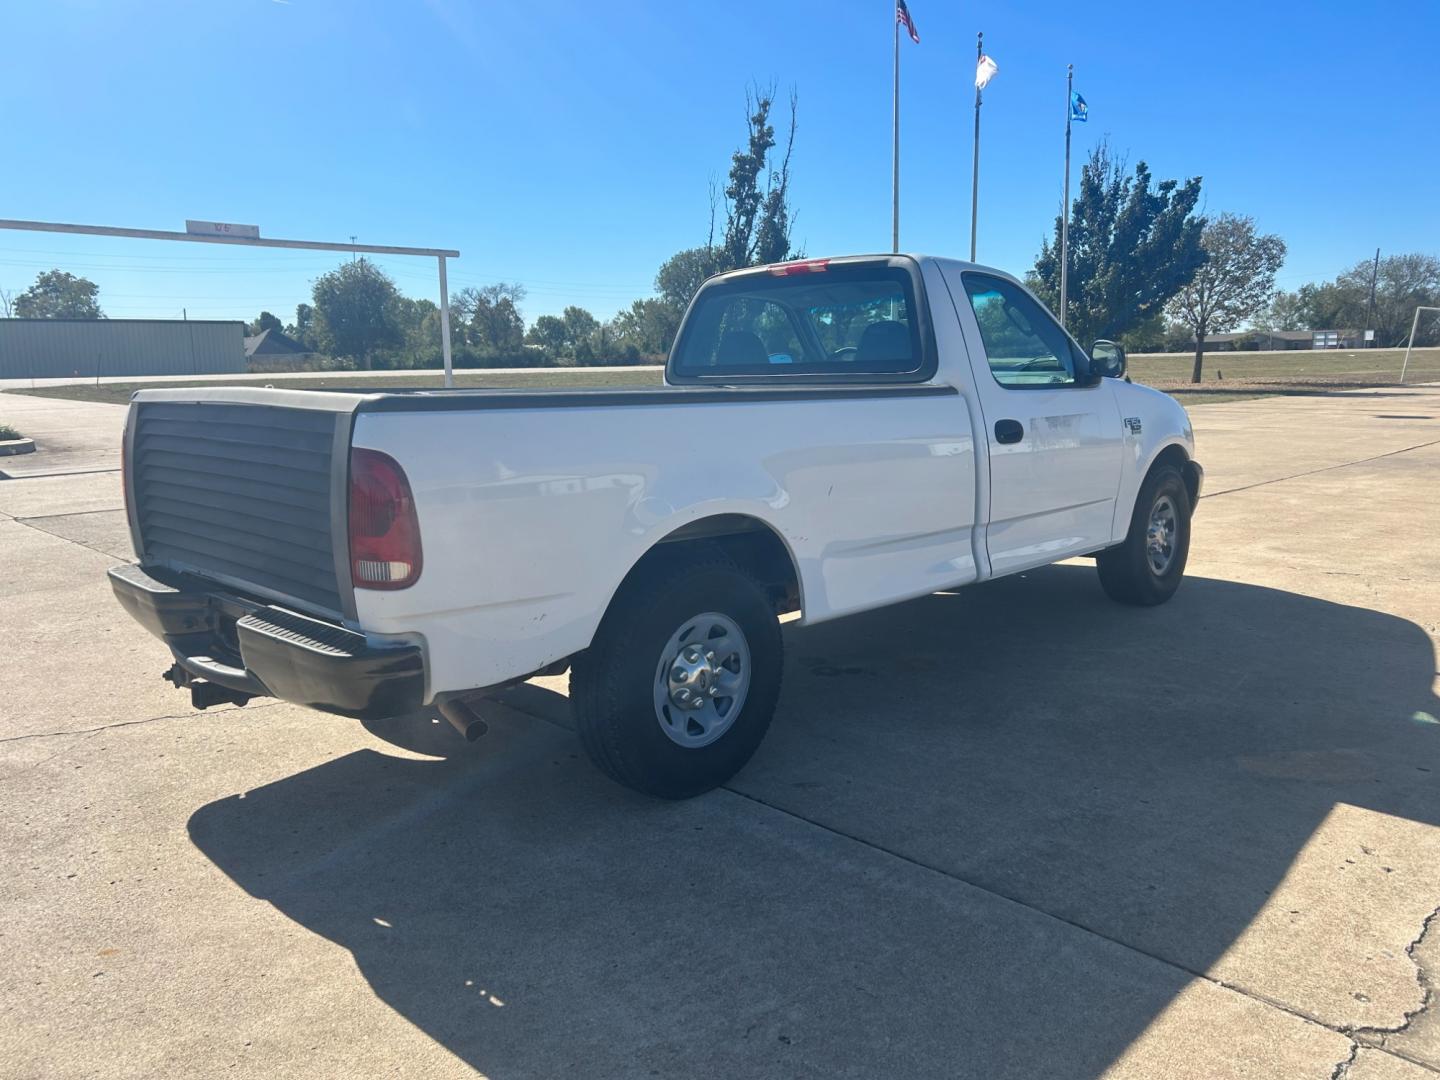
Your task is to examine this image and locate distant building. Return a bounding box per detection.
[243,327,320,368]
[1199,329,1367,352]
[0,318,245,379]
[1308,329,1366,349]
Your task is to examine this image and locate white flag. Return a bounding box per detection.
[975,54,998,90]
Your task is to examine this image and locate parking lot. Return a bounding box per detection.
[3,385,1439,1079]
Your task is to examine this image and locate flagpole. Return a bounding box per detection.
[969,31,982,261]
[892,11,901,253]
[1060,64,1072,328]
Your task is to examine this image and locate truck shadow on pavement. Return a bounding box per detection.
[187,564,1440,1079]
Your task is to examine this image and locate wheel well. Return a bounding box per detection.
[622,515,802,616]
[1150,443,1200,506]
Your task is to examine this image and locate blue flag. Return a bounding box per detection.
[1070,90,1089,122]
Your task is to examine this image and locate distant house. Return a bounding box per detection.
[243,327,319,368]
[1199,329,1366,352]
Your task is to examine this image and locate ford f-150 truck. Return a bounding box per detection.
[110,255,1202,798]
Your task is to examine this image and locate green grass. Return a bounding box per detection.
[5,347,1437,409]
[1129,346,1440,384]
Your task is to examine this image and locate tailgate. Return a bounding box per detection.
[124,388,361,621]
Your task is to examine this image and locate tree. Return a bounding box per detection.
[1167,214,1287,382]
[311,259,403,370]
[13,270,103,319]
[561,306,598,347]
[1258,289,1310,332]
[611,298,683,357]
[1031,142,1205,345]
[0,287,13,318]
[1265,254,1440,347]
[656,246,726,309]
[454,283,527,355]
[525,305,602,362]
[248,310,283,336]
[526,314,569,354]
[1338,253,1440,347]
[288,302,316,346]
[720,86,797,270]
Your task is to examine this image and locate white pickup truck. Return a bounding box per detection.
[110,255,1201,797]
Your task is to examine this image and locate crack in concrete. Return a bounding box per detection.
[1331,1041,1359,1080]
[10,513,130,561]
[1355,906,1440,1043]
[16,506,124,522]
[0,466,121,480]
[1202,437,1440,499]
[0,701,283,746]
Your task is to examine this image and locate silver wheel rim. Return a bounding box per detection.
[653,612,751,749]
[1146,494,1178,576]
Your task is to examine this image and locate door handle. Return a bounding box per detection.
[994,419,1024,444]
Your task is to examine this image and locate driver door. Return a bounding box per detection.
[940,267,1124,577]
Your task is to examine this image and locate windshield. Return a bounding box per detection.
[670,264,926,379]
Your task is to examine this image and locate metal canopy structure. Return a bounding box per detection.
[0,218,462,387]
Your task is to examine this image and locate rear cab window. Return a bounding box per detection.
[668,259,935,383]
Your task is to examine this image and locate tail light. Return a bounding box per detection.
[348,449,423,590]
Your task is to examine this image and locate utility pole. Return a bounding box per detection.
[1364,247,1380,347]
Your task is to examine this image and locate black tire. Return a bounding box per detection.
[571,552,783,799]
[1097,463,1192,606]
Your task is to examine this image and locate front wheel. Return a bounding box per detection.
[1097,464,1192,606]
[571,553,783,799]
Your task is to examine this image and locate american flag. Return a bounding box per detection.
[896,0,920,44]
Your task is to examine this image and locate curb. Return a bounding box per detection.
[0,437,36,457]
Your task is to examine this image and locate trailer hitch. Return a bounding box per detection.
[162,663,253,710]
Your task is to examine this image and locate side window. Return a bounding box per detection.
[962,273,1079,388]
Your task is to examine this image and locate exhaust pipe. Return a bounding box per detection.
[438,696,489,742]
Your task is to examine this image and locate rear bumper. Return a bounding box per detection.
[109,563,425,720]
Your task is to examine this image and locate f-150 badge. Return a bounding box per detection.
[1124,417,1143,434]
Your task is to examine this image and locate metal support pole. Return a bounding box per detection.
[1364,247,1380,347]
[438,255,454,389]
[891,16,901,253]
[969,32,983,262]
[1400,306,1423,383]
[1060,64,1073,328]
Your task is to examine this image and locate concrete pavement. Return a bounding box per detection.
[0,390,126,478]
[2,385,1439,1078]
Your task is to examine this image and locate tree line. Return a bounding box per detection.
[4,89,1437,382]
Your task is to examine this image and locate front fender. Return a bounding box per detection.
[1110,382,1197,542]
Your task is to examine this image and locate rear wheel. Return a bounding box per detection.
[1097,464,1192,606]
[571,552,783,799]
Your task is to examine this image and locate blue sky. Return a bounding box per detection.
[3,0,1436,325]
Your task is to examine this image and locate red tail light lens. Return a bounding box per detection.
[348,449,423,590]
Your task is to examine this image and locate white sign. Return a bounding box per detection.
[185,219,260,240]
[1364,329,1375,342]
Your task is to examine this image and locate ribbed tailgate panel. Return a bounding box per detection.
[132,401,343,613]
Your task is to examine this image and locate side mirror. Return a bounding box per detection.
[1090,340,1127,380]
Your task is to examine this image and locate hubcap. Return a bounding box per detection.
[1146,494,1178,575]
[653,612,751,748]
